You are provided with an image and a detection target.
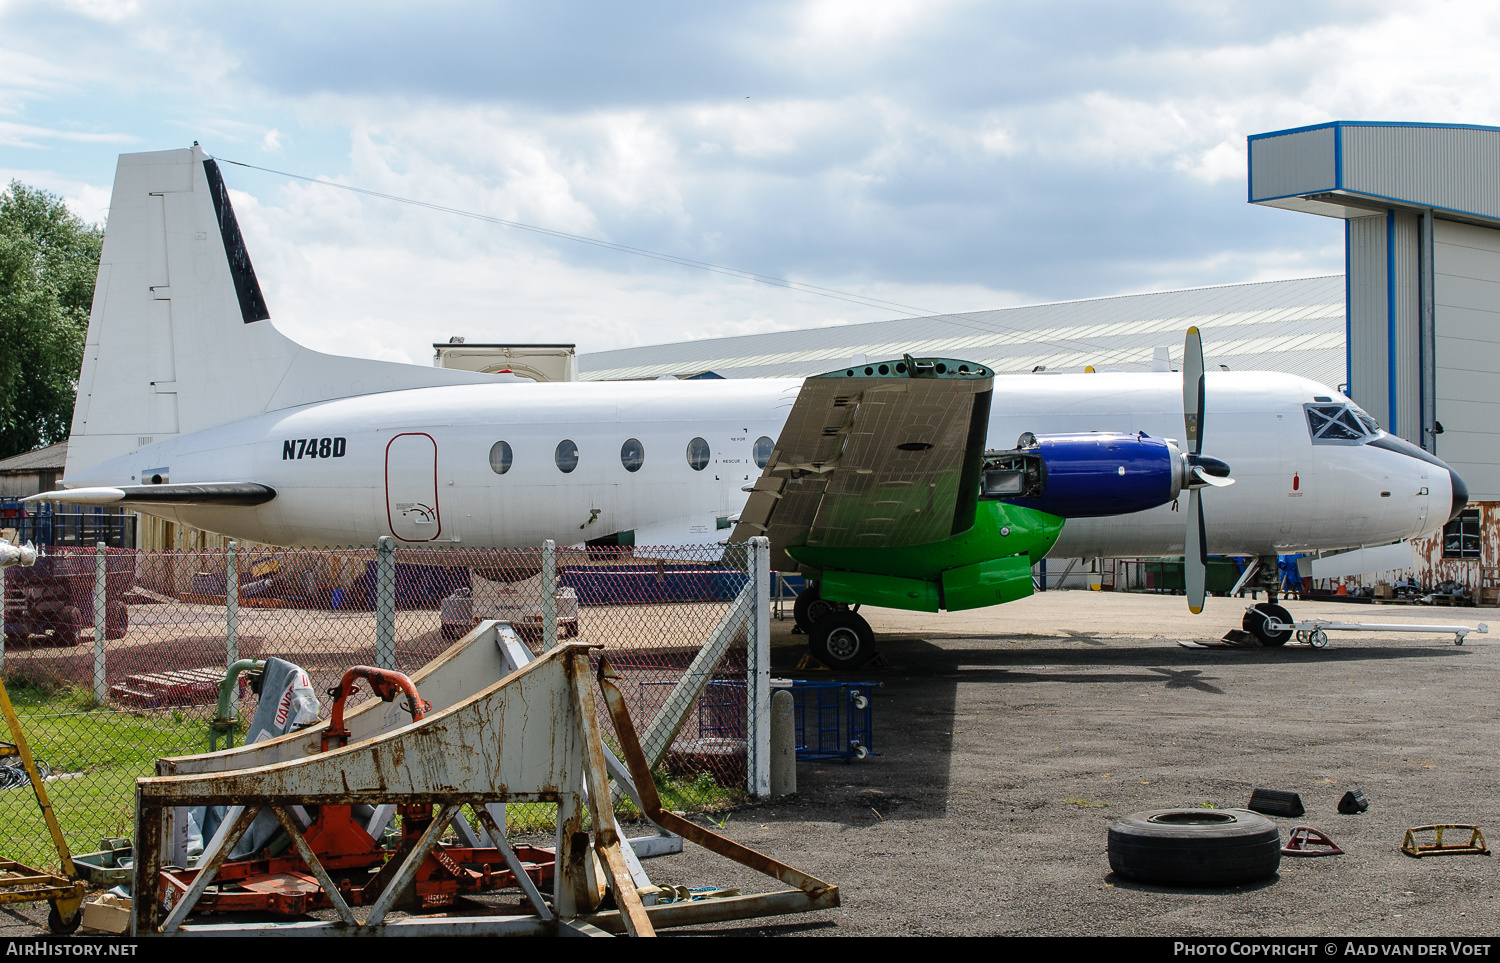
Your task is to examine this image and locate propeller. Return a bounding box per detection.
[1181,327,1233,614]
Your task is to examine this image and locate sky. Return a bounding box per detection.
[3,0,1498,366]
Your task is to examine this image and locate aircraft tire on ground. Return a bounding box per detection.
[809,610,876,671]
[793,583,846,634]
[1107,809,1281,886]
[1243,602,1293,647]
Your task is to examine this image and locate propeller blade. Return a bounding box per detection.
[1182,327,1210,615]
[1185,488,1206,614]
[1183,326,1205,456]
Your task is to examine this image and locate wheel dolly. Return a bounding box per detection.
[1264,616,1488,648]
[156,665,556,916]
[0,677,87,933]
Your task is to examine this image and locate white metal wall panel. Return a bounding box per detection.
[1434,218,1500,499]
[1342,125,1500,222]
[1249,127,1337,202]
[1347,214,1390,426]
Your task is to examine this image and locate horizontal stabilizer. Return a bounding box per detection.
[25,482,276,507]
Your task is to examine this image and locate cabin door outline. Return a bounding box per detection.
[385,432,442,541]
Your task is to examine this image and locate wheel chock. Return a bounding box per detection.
[1338,788,1370,815]
[1282,826,1343,857]
[1248,788,1305,818]
[1401,825,1491,858]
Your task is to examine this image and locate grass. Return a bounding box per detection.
[491,769,749,836]
[1,675,210,869]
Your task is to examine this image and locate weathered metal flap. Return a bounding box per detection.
[729,357,993,569]
[137,643,594,807]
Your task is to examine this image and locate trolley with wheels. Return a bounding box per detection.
[786,680,879,762]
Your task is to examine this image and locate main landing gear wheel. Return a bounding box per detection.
[1108,809,1281,886]
[809,610,876,671]
[793,583,847,633]
[1243,602,1293,647]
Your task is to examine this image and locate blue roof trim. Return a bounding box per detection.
[1249,188,1341,205]
[1249,120,1500,142]
[1250,186,1500,226]
[1248,121,1339,142]
[1329,188,1499,225]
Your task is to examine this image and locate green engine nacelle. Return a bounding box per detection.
[788,501,1065,613]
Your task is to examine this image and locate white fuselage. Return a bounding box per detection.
[65,370,1451,556]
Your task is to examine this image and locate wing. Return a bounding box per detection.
[24,483,276,507]
[730,356,993,571]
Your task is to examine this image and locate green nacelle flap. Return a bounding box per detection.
[821,570,941,613]
[941,556,1035,611]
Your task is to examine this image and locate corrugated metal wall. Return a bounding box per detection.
[1392,210,1422,443]
[1347,214,1389,426]
[1342,125,1500,221]
[1249,126,1337,201]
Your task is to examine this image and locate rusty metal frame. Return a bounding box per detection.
[131,641,837,937]
[1401,824,1491,857]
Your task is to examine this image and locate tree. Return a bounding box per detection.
[0,182,101,459]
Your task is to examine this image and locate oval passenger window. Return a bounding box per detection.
[489,440,512,475]
[686,437,711,471]
[620,438,645,472]
[555,440,579,473]
[753,435,774,469]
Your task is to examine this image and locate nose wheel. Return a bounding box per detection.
[1243,602,1293,647]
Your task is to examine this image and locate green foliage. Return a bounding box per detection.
[1,678,204,868]
[0,182,101,459]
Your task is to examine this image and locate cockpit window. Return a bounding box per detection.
[1304,403,1377,444]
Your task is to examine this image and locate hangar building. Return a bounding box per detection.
[580,122,1500,600]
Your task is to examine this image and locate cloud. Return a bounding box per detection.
[3,0,1497,365]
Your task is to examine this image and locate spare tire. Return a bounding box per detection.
[1108,808,1281,886]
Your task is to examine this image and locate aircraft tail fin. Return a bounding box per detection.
[66,145,494,477]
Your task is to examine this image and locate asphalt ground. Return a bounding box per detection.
[3,590,1496,940]
[645,591,1500,937]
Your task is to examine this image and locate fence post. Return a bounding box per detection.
[93,541,107,703]
[226,541,239,706]
[747,536,771,799]
[376,536,396,669]
[540,539,557,650]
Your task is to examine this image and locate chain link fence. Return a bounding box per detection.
[1,539,769,869]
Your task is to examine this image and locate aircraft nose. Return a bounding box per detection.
[1448,466,1470,522]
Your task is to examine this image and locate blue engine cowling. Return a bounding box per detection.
[981,431,1185,519]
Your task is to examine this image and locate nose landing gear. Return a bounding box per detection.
[1242,554,1293,646]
